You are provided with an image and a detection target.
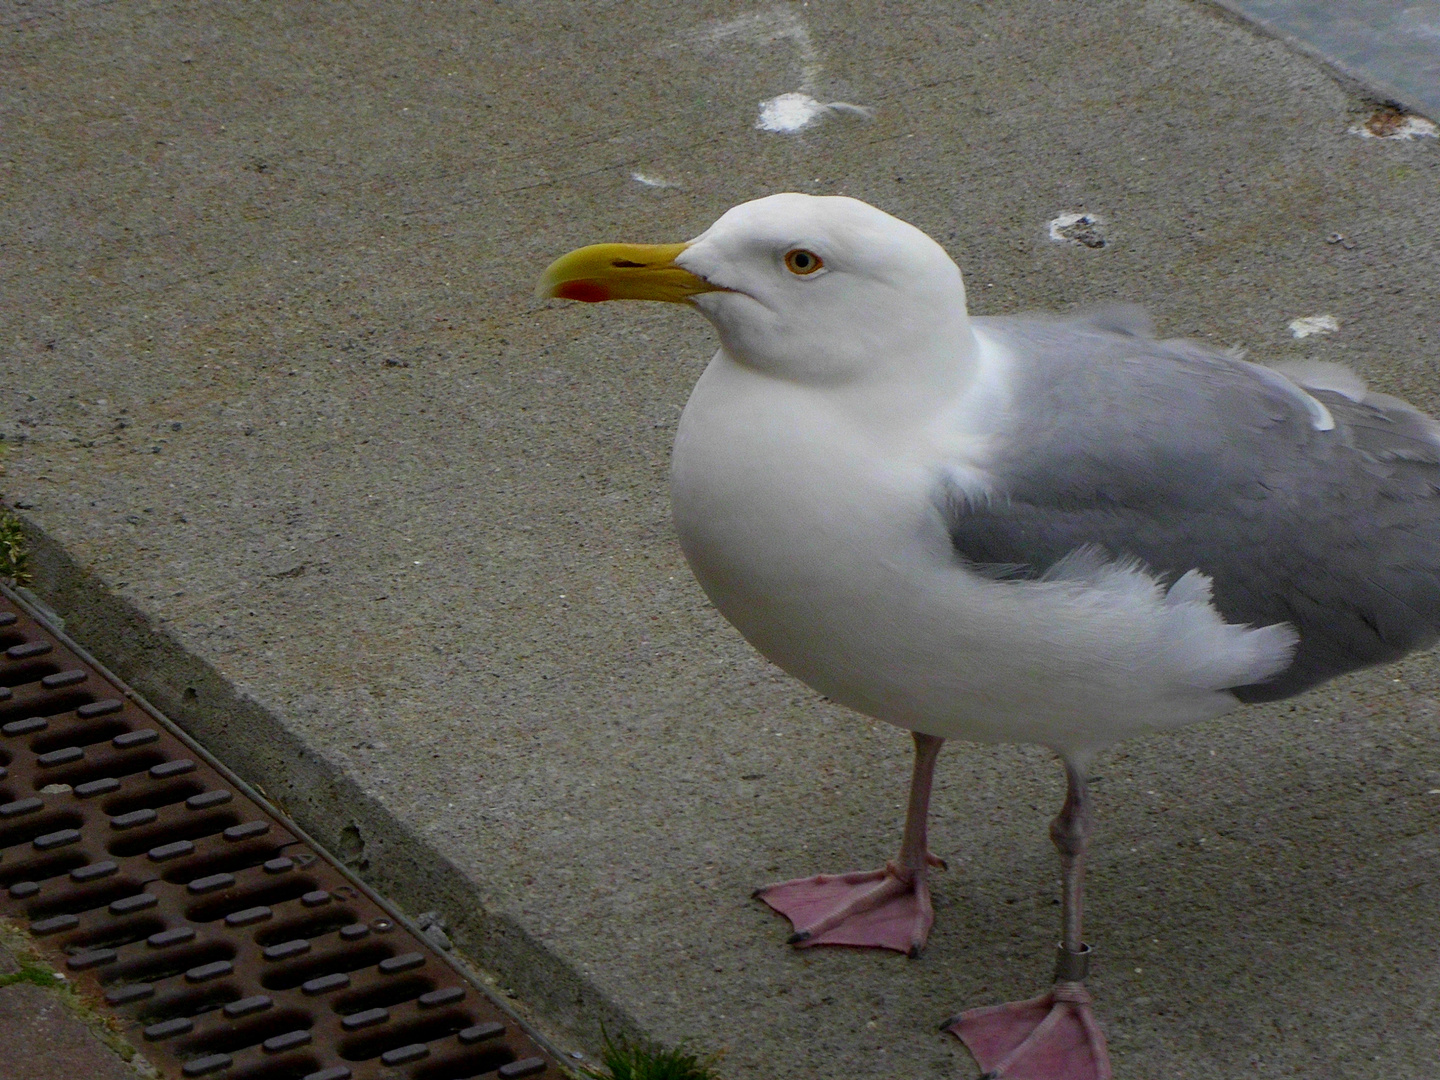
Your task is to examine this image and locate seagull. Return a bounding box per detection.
[537,193,1440,1080]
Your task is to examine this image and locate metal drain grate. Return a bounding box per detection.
[0,586,566,1080]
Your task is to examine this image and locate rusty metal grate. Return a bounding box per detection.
[0,586,566,1080]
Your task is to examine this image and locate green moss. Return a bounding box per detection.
[0,958,68,990]
[581,1033,723,1080]
[0,510,30,584]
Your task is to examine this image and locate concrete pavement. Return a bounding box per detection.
[4,1,1440,1076]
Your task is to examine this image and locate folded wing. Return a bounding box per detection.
[950,311,1440,702]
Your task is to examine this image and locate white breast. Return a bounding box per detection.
[670,348,998,733]
[669,348,1292,755]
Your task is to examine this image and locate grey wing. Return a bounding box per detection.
[951,313,1440,702]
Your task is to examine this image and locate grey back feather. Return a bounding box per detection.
[948,311,1440,702]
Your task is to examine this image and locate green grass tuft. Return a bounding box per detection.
[0,510,30,584]
[580,1033,722,1080]
[0,959,68,991]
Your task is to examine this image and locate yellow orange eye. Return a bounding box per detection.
[783,249,824,275]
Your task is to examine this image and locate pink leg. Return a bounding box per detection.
[946,760,1113,1079]
[755,732,945,957]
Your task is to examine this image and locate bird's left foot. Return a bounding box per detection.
[945,981,1112,1080]
[753,855,943,957]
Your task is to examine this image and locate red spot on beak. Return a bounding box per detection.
[555,280,611,303]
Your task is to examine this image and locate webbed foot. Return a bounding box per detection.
[946,981,1112,1080]
[755,854,944,957]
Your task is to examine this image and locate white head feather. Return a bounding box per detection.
[675,194,973,386]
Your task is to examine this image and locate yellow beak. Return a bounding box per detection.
[535,242,726,303]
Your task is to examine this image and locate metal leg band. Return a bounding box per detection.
[1054,942,1092,982]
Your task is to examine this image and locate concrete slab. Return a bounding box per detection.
[3,1,1440,1077]
[0,981,142,1080]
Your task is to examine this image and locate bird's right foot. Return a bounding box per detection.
[753,855,944,957]
[945,980,1112,1080]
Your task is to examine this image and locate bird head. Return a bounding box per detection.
[538,193,971,385]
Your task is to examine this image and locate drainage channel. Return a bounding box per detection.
[0,584,567,1080]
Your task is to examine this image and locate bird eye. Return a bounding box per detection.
[783,249,824,275]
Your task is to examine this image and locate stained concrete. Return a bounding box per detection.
[3,1,1440,1077]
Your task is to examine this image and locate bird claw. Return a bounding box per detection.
[754,859,939,955]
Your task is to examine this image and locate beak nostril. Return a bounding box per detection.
[611,260,646,268]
